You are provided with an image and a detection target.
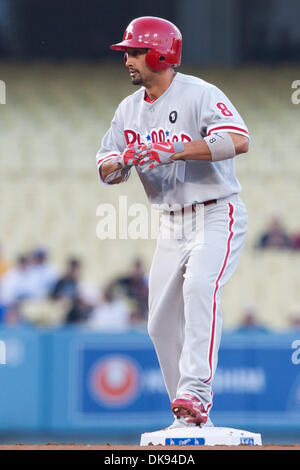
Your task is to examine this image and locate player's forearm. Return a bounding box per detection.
[172,133,249,162]
[100,160,124,184]
[171,139,211,161]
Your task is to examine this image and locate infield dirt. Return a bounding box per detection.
[0,444,299,450]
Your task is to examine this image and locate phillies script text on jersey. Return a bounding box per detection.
[124,128,192,145]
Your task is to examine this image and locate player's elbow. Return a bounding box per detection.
[233,135,250,156]
[240,137,250,154]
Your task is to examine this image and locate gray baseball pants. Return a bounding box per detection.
[147,194,248,416]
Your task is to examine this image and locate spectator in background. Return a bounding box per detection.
[287,304,300,330]
[65,296,94,324]
[0,244,10,322]
[0,249,59,325]
[0,305,4,323]
[26,248,58,299]
[0,244,10,279]
[113,258,149,320]
[0,255,33,307]
[50,257,81,301]
[87,282,131,331]
[129,301,148,327]
[2,302,24,325]
[64,281,99,325]
[235,305,269,333]
[290,232,300,251]
[255,216,291,249]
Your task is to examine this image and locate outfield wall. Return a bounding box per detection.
[0,326,299,436]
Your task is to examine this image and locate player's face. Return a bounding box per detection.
[124,48,154,86]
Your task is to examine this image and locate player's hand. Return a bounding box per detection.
[111,143,143,169]
[138,141,184,173]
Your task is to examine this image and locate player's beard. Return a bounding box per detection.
[132,76,143,85]
[129,69,143,86]
[129,66,155,87]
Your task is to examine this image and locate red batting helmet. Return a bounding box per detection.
[110,16,182,71]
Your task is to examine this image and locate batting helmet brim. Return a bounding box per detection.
[110,41,151,51]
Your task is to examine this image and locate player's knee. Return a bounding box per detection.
[147,316,158,340]
[147,312,166,341]
[183,275,212,299]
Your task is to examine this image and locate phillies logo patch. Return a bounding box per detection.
[124,128,192,145]
[169,111,177,123]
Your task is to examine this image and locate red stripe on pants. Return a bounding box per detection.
[204,203,235,384]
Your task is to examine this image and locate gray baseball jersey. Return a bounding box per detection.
[96,72,249,206]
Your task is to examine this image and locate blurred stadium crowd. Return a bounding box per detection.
[255,216,300,250]
[0,247,149,329]
[1,223,300,332]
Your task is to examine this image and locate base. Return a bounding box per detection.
[140,426,262,446]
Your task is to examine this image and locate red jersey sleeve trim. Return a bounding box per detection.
[207,125,249,139]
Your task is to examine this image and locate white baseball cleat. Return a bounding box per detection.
[165,416,214,430]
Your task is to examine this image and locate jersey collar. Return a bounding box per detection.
[142,72,178,106]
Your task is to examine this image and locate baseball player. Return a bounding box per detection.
[96,17,249,428]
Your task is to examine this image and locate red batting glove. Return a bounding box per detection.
[138,141,184,172]
[112,143,143,169]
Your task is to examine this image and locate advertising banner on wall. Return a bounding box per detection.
[50,329,300,433]
[0,327,299,433]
